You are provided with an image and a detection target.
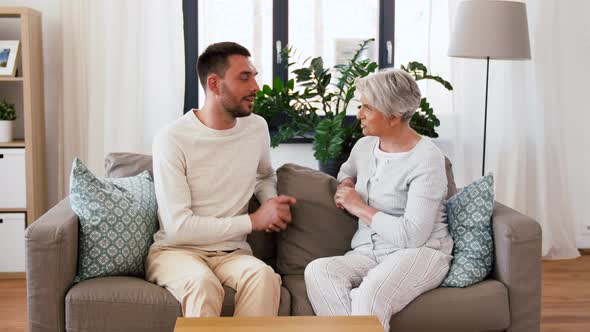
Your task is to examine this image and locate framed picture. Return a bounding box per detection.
[0,41,20,77]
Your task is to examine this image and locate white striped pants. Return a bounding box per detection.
[304,241,452,332]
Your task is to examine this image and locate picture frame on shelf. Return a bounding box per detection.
[0,40,20,77]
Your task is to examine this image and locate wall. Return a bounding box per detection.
[271,143,317,170]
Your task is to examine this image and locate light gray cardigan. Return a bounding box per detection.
[337,136,452,252]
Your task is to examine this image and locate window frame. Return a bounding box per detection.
[182,0,395,126]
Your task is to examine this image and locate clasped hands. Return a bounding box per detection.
[250,195,297,232]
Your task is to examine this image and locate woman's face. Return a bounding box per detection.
[357,96,394,137]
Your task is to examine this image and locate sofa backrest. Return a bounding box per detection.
[103,153,458,274]
[105,152,154,178]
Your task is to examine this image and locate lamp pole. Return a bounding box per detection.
[482,56,490,177]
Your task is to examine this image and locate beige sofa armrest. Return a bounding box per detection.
[25,198,79,332]
[491,202,542,332]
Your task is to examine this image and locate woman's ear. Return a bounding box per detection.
[388,116,402,128]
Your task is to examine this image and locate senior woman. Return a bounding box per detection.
[304,68,453,331]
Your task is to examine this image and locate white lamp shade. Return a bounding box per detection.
[449,0,531,60]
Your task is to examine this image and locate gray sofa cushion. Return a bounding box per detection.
[104,153,153,178]
[282,274,509,332]
[66,276,291,331]
[389,279,510,332]
[65,276,180,332]
[276,164,358,275]
[281,275,315,316]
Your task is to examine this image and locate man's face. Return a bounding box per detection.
[217,55,260,118]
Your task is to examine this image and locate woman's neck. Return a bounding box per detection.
[378,124,422,153]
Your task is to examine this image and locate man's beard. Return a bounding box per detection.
[221,95,253,118]
[225,104,251,118]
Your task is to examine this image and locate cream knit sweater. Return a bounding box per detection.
[151,111,277,251]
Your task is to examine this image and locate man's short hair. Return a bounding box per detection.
[196,42,251,89]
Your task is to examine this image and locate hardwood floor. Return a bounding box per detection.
[0,279,26,332]
[1,254,589,331]
[541,253,590,332]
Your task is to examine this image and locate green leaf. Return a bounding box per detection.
[424,75,454,90]
[273,77,284,92]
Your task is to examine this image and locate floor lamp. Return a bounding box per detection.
[448,0,531,177]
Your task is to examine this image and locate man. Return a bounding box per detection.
[147,42,296,317]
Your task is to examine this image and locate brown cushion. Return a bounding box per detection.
[104,153,153,178]
[276,164,358,275]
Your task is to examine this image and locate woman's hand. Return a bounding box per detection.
[337,177,356,190]
[335,177,356,209]
[334,186,378,224]
[334,186,364,214]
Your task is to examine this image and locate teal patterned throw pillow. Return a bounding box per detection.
[69,158,158,282]
[441,174,494,288]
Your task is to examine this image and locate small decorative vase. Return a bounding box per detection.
[0,120,14,142]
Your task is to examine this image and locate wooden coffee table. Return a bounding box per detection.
[174,316,383,332]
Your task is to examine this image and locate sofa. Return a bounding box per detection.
[25,153,542,332]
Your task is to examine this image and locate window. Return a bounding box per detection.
[288,0,379,71]
[394,0,431,95]
[288,0,380,115]
[182,0,397,114]
[196,0,273,107]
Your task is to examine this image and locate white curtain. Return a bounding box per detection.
[58,0,185,197]
[429,0,589,259]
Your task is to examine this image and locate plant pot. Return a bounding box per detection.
[318,152,351,178]
[0,120,14,142]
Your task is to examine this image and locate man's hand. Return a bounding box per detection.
[250,195,297,232]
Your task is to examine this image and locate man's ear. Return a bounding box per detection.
[207,74,220,95]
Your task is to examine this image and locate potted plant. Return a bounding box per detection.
[0,99,17,143]
[254,39,453,176]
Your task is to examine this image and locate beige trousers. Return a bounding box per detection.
[146,246,281,317]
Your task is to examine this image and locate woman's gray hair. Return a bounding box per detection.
[355,68,421,122]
